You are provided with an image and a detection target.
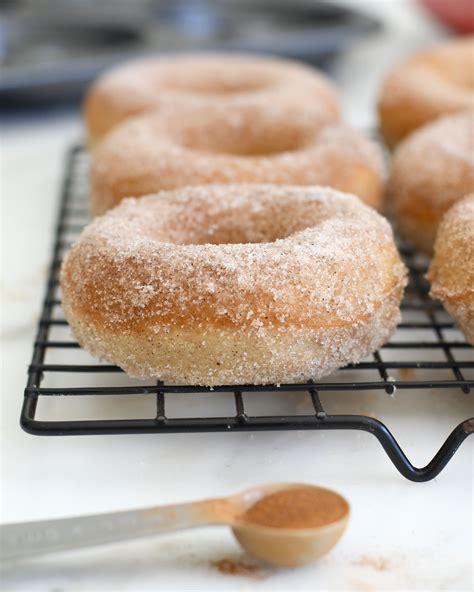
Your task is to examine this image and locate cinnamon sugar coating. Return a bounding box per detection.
[60,185,407,385]
[84,53,340,143]
[90,106,384,215]
[378,37,474,147]
[429,194,474,344]
[388,110,474,254]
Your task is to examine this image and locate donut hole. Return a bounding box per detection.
[159,65,274,96]
[139,194,325,246]
[179,128,312,157]
[155,212,292,245]
[164,115,313,157]
[162,75,269,95]
[432,52,474,90]
[439,64,474,90]
[167,221,284,245]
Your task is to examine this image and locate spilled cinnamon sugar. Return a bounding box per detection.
[241,486,348,529]
[399,367,416,380]
[210,558,261,577]
[352,554,391,572]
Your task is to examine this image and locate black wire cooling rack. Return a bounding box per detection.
[22,144,474,482]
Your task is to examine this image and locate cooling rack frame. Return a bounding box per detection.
[21,144,474,482]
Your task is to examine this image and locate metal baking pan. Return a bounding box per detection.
[0,0,380,105]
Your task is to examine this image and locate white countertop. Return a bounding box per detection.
[1,2,473,591]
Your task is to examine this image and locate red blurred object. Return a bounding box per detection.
[419,0,474,33]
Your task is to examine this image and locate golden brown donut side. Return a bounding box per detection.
[90,109,385,215]
[60,185,407,385]
[387,110,474,254]
[428,194,474,344]
[378,37,474,147]
[84,53,340,144]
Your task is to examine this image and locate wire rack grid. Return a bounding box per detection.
[21,145,474,482]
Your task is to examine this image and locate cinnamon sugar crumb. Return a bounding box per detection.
[210,558,263,578]
[352,555,391,572]
[399,367,416,379]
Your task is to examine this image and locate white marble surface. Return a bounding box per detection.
[1,2,473,591]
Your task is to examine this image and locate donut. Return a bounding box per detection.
[90,106,384,215]
[60,184,407,386]
[378,37,474,147]
[84,53,340,144]
[428,194,474,344]
[388,110,474,253]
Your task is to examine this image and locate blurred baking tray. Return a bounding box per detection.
[0,0,380,105]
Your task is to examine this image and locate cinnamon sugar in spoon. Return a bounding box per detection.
[1,483,349,567]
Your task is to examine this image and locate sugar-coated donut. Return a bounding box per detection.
[388,110,474,253]
[60,185,407,386]
[378,37,474,147]
[429,194,474,344]
[90,107,384,214]
[84,53,340,144]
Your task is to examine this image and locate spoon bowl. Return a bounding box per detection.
[230,482,350,567]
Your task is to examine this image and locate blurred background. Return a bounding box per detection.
[0,0,381,106]
[1,0,473,109]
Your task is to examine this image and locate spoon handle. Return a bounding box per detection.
[1,499,229,562]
